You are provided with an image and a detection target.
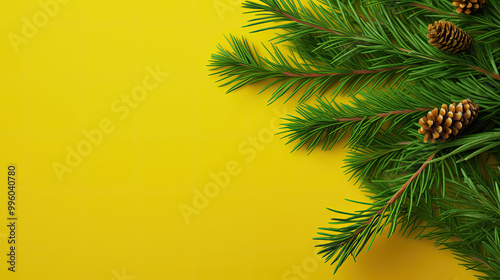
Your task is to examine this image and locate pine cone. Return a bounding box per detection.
[427,21,472,53]
[452,0,486,15]
[418,99,479,143]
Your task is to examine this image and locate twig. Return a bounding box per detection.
[282,66,410,77]
[469,66,500,81]
[273,8,343,36]
[388,152,436,204]
[336,108,429,122]
[410,3,458,16]
[340,152,436,245]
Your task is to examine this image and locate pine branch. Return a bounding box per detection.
[281,89,432,151]
[344,134,436,183]
[470,66,500,81]
[373,0,500,47]
[318,153,500,277]
[314,1,500,81]
[244,0,347,38]
[281,65,409,77]
[316,152,435,273]
[210,0,500,104]
[430,130,500,164]
[409,2,456,15]
[210,1,500,279]
[335,108,427,121]
[283,74,500,154]
[413,164,500,279]
[344,138,414,184]
[209,35,408,103]
[390,153,436,203]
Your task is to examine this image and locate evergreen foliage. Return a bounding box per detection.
[209,0,500,278]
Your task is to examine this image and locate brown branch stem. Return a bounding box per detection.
[469,66,500,81]
[397,47,412,53]
[240,61,410,78]
[471,256,494,271]
[282,65,409,77]
[410,3,445,14]
[363,142,413,163]
[336,108,429,122]
[272,8,343,35]
[340,153,436,246]
[387,152,436,204]
[252,6,500,81]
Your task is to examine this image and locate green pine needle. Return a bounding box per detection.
[209,0,500,278]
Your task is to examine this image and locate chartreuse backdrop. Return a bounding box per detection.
[0,1,477,280]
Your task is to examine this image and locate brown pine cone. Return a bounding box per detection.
[418,99,479,143]
[427,21,472,53]
[452,0,486,15]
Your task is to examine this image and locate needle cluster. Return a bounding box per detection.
[209,1,500,279]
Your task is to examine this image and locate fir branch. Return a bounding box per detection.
[389,153,435,203]
[430,130,500,164]
[210,1,500,278]
[281,89,431,151]
[316,152,435,273]
[244,0,345,38]
[470,66,500,81]
[335,108,427,122]
[210,0,500,104]
[344,137,416,184]
[270,5,342,35]
[281,65,409,77]
[413,165,500,279]
[282,75,500,154]
[374,0,500,47]
[407,78,500,126]
[209,35,408,103]
[409,2,455,15]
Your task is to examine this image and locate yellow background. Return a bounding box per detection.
[0,1,477,279]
